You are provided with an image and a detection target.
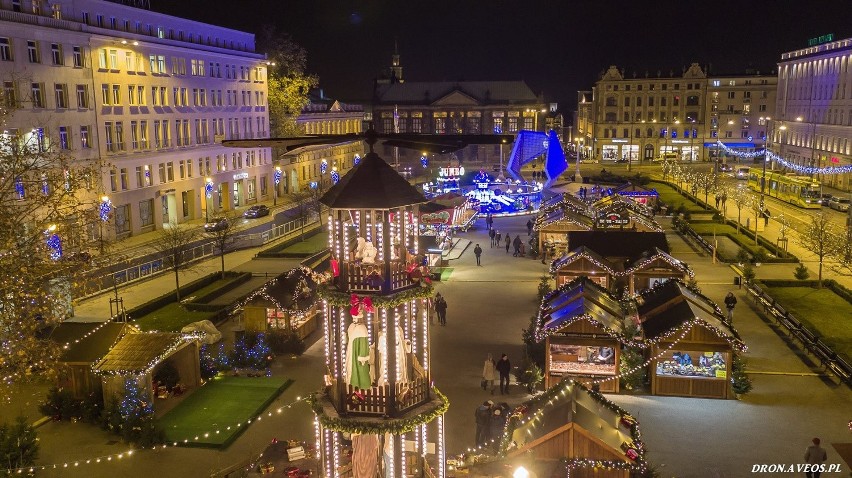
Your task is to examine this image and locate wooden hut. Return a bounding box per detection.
[241,267,319,338]
[550,246,616,288]
[637,281,746,399]
[535,278,629,392]
[464,380,647,478]
[93,332,201,407]
[50,322,136,398]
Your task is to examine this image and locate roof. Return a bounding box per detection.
[550,246,620,275]
[93,333,189,375]
[636,281,743,344]
[536,277,626,341]
[374,81,538,104]
[501,380,644,466]
[567,231,669,259]
[319,151,427,209]
[50,322,133,364]
[624,247,692,277]
[243,268,317,311]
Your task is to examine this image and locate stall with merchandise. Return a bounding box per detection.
[241,267,320,339]
[637,280,746,399]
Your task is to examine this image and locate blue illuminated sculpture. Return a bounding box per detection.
[506,130,566,187]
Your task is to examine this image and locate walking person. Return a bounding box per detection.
[724,292,737,321]
[762,207,771,226]
[474,401,493,447]
[803,437,827,478]
[482,353,496,394]
[526,219,533,236]
[714,194,721,210]
[721,191,728,211]
[489,228,496,247]
[435,293,447,326]
[473,243,483,266]
[512,235,522,257]
[505,234,511,253]
[485,213,493,231]
[495,230,502,247]
[496,353,512,394]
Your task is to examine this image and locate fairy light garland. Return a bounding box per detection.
[550,249,694,279]
[716,141,852,175]
[1,395,309,475]
[308,388,450,435]
[92,333,203,377]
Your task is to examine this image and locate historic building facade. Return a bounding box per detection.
[581,64,776,164]
[0,0,271,238]
[776,36,852,191]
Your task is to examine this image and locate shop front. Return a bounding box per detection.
[637,280,746,399]
[536,277,628,393]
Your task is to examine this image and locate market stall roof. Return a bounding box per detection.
[49,322,137,364]
[539,192,588,215]
[623,247,693,277]
[549,245,621,275]
[636,280,744,345]
[591,193,654,218]
[492,380,644,470]
[93,332,191,375]
[241,267,317,312]
[567,231,669,258]
[534,205,594,231]
[319,151,427,209]
[535,276,626,341]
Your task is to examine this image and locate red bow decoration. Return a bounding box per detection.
[350,294,374,316]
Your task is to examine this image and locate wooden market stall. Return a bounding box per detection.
[93,332,201,409]
[241,267,319,339]
[462,380,647,478]
[550,246,616,288]
[637,280,746,399]
[50,322,136,399]
[535,277,628,393]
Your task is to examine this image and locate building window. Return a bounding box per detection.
[130,121,139,149]
[140,120,148,148]
[179,160,186,179]
[140,200,153,227]
[104,122,114,151]
[0,38,12,61]
[54,83,68,108]
[50,43,63,65]
[158,163,166,183]
[127,85,135,105]
[3,81,16,107]
[58,126,70,150]
[112,84,120,105]
[167,162,174,181]
[120,168,128,190]
[508,117,518,133]
[115,204,130,235]
[109,169,118,191]
[72,46,82,67]
[27,41,39,63]
[30,82,45,108]
[80,125,90,148]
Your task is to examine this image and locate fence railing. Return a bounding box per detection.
[745,282,851,385]
[83,216,319,298]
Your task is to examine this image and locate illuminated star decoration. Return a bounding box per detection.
[273,169,282,185]
[320,159,328,175]
[99,197,113,222]
[421,155,428,168]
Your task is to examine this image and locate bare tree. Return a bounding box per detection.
[797,212,842,288]
[150,222,200,301]
[206,212,242,279]
[1,85,101,395]
[291,189,318,240]
[698,172,714,209]
[731,187,752,234]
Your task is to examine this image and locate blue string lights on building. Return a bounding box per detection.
[14,177,24,199]
[331,169,340,185]
[99,197,113,222]
[421,155,428,168]
[715,141,852,175]
[273,169,282,186]
[45,230,62,261]
[320,159,328,175]
[205,181,214,199]
[353,154,361,166]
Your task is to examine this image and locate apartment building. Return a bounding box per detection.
[0,0,270,239]
[583,63,776,163]
[776,36,852,191]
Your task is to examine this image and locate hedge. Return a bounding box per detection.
[756,279,852,306]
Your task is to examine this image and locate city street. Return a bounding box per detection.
[22,199,852,478]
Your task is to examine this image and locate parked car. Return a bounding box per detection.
[735,167,750,180]
[717,162,733,172]
[820,193,833,206]
[204,217,229,232]
[244,205,270,218]
[828,196,851,212]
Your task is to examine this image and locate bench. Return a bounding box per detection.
[812,340,836,369]
[791,327,817,349]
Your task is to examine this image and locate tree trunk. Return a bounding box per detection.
[174,268,181,301]
[818,259,823,289]
[736,210,741,234]
[221,253,226,280]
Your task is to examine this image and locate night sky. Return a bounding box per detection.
[153,0,851,112]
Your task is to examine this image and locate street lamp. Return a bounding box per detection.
[574,137,583,182]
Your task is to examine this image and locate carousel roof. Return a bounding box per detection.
[319,151,427,209]
[536,276,626,340]
[636,280,743,343]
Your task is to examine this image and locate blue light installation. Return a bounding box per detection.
[41,173,49,195]
[506,130,566,187]
[99,197,112,222]
[354,154,361,166]
[45,231,62,260]
[273,169,282,185]
[205,181,214,198]
[14,177,24,199]
[310,181,318,189]
[320,159,328,174]
[543,130,567,185]
[421,155,428,168]
[331,169,340,185]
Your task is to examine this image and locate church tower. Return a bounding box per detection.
[311,136,446,478]
[390,40,403,83]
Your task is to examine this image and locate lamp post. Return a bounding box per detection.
[574,137,583,182]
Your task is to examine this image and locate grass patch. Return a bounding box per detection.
[280,231,328,254]
[440,268,454,281]
[688,223,765,255]
[159,376,293,448]
[762,286,852,363]
[647,181,705,212]
[133,303,219,332]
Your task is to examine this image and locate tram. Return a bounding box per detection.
[746,171,822,209]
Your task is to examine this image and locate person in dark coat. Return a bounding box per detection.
[474,401,493,446]
[512,235,522,257]
[489,228,496,247]
[526,219,533,236]
[505,235,511,253]
[724,292,737,321]
[487,408,507,450]
[473,244,483,266]
[435,294,447,325]
[496,353,511,394]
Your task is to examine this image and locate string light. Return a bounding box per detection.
[550,247,693,279]
[716,141,852,175]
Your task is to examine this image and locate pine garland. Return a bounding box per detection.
[310,387,449,435]
[316,283,433,309]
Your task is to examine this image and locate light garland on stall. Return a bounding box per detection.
[91,333,203,377]
[1,395,310,475]
[549,248,694,279]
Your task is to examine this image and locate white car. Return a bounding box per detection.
[828,196,851,212]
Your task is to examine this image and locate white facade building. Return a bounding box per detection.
[0,0,270,238]
[776,36,852,191]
